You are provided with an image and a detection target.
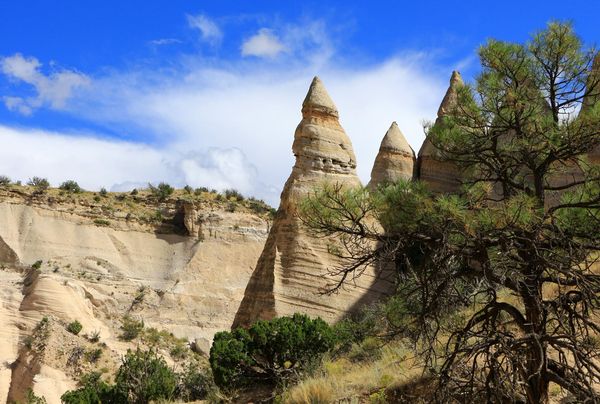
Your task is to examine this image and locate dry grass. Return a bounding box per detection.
[282,340,422,403]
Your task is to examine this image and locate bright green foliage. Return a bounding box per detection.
[210,313,336,389]
[176,361,214,401]
[114,348,177,404]
[66,320,83,335]
[59,180,83,193]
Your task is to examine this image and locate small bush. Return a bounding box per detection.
[99,187,108,196]
[176,361,213,401]
[120,316,144,341]
[31,260,43,270]
[61,372,122,404]
[24,388,47,404]
[194,187,208,195]
[85,348,103,363]
[59,180,83,193]
[28,177,50,193]
[116,348,177,403]
[93,195,101,202]
[0,175,11,186]
[67,320,83,335]
[224,188,244,201]
[130,188,138,195]
[210,313,336,389]
[183,185,193,194]
[148,182,174,201]
[93,219,110,227]
[87,330,101,343]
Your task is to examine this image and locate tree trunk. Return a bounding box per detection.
[522,285,549,404]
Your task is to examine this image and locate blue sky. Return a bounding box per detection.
[0,1,598,204]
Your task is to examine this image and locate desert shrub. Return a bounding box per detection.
[28,177,50,193]
[67,320,83,335]
[226,202,236,212]
[85,348,103,363]
[224,188,244,201]
[183,185,193,194]
[87,330,100,343]
[99,187,107,196]
[175,361,213,401]
[93,219,110,227]
[130,188,138,195]
[24,388,47,404]
[31,260,43,270]
[0,175,11,186]
[194,186,208,195]
[210,313,336,389]
[148,182,174,201]
[93,195,101,202]
[59,180,82,193]
[115,348,177,404]
[347,337,382,363]
[61,371,123,404]
[119,316,144,341]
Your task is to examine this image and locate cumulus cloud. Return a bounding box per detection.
[241,28,286,58]
[187,14,222,45]
[0,53,90,114]
[0,125,275,200]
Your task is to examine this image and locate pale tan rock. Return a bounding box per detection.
[234,77,393,328]
[368,121,415,188]
[417,71,465,193]
[181,200,200,238]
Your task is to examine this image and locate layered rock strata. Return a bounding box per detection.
[233,77,393,327]
[368,121,416,188]
[417,71,465,193]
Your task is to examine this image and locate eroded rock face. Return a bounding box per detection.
[417,71,465,193]
[368,121,416,189]
[233,77,393,328]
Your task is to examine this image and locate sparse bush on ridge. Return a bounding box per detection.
[0,175,11,186]
[148,182,174,201]
[27,176,50,193]
[59,180,83,193]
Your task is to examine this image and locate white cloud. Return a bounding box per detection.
[0,125,274,200]
[148,38,182,46]
[241,28,286,58]
[187,14,222,45]
[0,53,90,114]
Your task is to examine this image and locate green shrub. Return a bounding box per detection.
[115,348,177,403]
[93,219,110,227]
[224,188,244,201]
[59,180,83,193]
[0,175,11,186]
[130,188,138,195]
[67,320,83,335]
[24,388,47,404]
[148,182,174,201]
[28,177,50,193]
[176,361,213,401]
[61,371,123,404]
[87,330,101,343]
[194,186,208,195]
[209,313,336,389]
[99,187,108,196]
[31,260,43,270]
[183,185,193,194]
[120,316,143,341]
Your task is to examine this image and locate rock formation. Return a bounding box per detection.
[417,71,465,193]
[368,121,416,189]
[233,77,392,328]
[582,52,600,165]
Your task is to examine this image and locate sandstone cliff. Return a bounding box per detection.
[417,71,465,193]
[233,77,393,328]
[0,186,269,402]
[368,121,416,189]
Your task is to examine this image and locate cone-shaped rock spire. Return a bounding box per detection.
[368,122,415,188]
[582,53,600,113]
[234,77,392,328]
[417,71,465,193]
